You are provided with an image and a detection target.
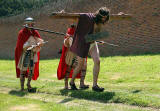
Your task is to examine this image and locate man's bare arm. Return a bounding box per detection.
[109,12,132,21]
[50,12,80,22]
[50,11,132,22]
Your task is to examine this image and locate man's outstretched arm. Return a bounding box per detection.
[50,11,80,22]
[109,12,132,21]
[50,11,132,20]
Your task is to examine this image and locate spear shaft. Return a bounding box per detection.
[24,25,66,36]
[24,25,119,47]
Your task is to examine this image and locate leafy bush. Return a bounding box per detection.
[0,0,55,17]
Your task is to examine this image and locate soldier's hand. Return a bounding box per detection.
[97,41,105,45]
[37,42,44,47]
[64,37,70,47]
[33,46,41,52]
[66,33,71,38]
[37,38,44,47]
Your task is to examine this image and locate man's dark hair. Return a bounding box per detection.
[94,7,110,24]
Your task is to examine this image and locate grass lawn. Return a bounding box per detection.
[0,55,160,111]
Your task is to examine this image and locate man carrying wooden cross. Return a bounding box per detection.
[51,7,131,92]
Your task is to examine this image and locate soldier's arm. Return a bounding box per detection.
[36,38,44,47]
[23,40,31,51]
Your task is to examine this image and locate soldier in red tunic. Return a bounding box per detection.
[15,17,44,92]
[57,24,89,89]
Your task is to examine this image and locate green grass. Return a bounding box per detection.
[0,93,81,111]
[0,55,160,111]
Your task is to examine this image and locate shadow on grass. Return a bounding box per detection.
[9,88,37,97]
[131,90,141,93]
[59,98,75,103]
[9,90,28,97]
[59,89,115,103]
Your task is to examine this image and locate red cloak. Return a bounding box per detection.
[57,27,81,80]
[15,28,41,80]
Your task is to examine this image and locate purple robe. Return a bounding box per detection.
[70,13,95,58]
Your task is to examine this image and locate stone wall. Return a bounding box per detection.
[0,0,159,59]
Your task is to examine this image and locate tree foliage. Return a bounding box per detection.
[0,0,54,17]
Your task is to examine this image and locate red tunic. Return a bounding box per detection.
[57,27,81,80]
[15,28,41,80]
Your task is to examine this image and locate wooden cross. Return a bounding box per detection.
[50,12,132,21]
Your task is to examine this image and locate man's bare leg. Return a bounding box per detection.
[89,42,104,92]
[70,56,84,90]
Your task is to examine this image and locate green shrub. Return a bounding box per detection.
[0,0,56,17]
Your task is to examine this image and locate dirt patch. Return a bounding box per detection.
[0,87,12,94]
[52,73,57,78]
[110,74,121,80]
[11,104,41,111]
